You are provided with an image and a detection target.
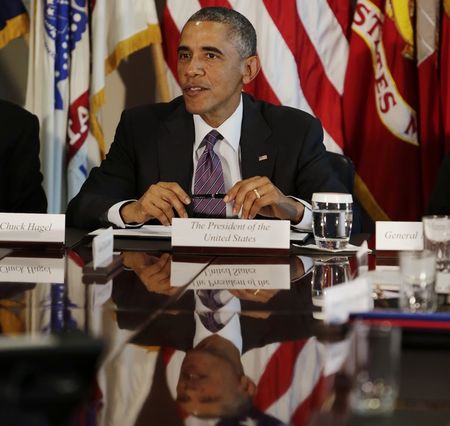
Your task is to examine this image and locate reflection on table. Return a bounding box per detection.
[0,244,448,425]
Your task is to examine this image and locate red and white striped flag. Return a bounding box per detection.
[162,0,352,154]
[26,0,161,213]
[164,338,327,425]
[343,0,421,221]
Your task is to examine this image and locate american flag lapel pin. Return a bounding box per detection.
[258,154,268,161]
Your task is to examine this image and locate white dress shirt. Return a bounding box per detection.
[193,290,243,354]
[107,95,312,228]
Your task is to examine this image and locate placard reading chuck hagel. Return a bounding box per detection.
[0,213,65,243]
[171,218,290,250]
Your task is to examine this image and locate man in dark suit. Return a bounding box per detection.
[67,7,344,230]
[0,100,47,213]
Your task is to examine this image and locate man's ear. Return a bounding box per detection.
[242,55,261,85]
[240,375,257,396]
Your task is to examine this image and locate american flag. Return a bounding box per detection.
[162,0,351,155]
[162,0,450,222]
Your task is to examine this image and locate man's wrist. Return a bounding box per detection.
[120,201,145,224]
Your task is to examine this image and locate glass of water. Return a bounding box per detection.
[422,215,450,272]
[399,250,437,312]
[350,322,401,415]
[312,193,353,250]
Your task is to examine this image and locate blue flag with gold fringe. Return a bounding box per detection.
[0,0,28,49]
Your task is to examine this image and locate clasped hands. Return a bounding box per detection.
[121,176,304,225]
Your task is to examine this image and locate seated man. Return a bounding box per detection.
[66,7,345,230]
[0,99,47,213]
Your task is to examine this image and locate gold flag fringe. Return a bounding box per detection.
[90,24,162,159]
[355,174,390,221]
[0,13,29,49]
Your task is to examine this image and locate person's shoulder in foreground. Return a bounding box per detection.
[0,99,47,213]
[428,151,450,215]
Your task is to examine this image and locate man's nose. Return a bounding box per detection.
[185,56,204,76]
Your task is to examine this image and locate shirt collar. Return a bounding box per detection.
[193,95,243,152]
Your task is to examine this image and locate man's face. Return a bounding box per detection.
[176,349,248,417]
[177,21,252,127]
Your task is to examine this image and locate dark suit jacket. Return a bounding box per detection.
[0,100,47,213]
[428,152,450,215]
[66,94,345,229]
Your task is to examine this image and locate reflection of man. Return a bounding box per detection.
[67,7,345,230]
[113,254,314,420]
[0,100,47,213]
[177,334,255,418]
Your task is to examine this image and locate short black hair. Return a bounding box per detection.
[185,7,257,58]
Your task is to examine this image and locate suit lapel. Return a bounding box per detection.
[240,94,275,180]
[158,102,195,195]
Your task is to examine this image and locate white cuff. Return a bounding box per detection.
[107,200,144,228]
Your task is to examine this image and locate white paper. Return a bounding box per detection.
[323,277,373,324]
[89,225,171,238]
[293,242,368,253]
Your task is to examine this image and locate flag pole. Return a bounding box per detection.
[150,42,171,102]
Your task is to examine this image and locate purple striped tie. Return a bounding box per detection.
[193,130,226,217]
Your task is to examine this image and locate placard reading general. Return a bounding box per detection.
[0,213,65,243]
[376,221,423,250]
[172,218,290,250]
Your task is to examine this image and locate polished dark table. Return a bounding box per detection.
[0,230,449,425]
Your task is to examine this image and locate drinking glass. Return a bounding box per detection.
[312,193,353,250]
[399,250,437,312]
[422,215,450,272]
[350,322,401,415]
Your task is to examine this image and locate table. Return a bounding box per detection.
[0,231,449,425]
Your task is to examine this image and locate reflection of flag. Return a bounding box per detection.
[416,0,444,209]
[343,0,421,221]
[164,339,325,425]
[162,0,352,153]
[26,0,161,213]
[442,1,450,154]
[0,0,28,49]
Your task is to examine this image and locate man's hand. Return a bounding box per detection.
[224,176,304,222]
[121,182,191,225]
[122,252,177,296]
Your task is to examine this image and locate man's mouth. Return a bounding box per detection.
[183,85,208,94]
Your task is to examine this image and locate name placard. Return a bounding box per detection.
[323,277,373,324]
[171,261,290,289]
[92,227,113,269]
[0,257,65,283]
[172,218,290,252]
[0,213,65,243]
[376,221,423,250]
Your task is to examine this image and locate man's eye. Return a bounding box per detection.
[206,53,218,59]
[178,52,190,60]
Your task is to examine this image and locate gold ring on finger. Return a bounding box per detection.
[253,188,261,199]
